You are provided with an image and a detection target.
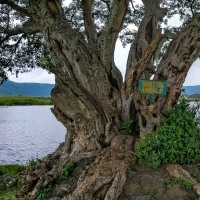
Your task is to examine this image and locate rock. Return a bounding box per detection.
[161,185,196,200]
[120,195,151,200]
[193,183,200,196]
[119,165,198,200]
[165,164,200,196]
[182,164,200,182]
[165,164,196,184]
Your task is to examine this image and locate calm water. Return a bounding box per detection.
[0,106,66,164]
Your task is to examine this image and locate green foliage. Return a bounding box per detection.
[0,164,26,176]
[135,99,200,168]
[165,177,193,190]
[145,188,157,199]
[0,96,52,106]
[58,162,74,181]
[36,185,52,200]
[0,187,25,200]
[120,118,134,134]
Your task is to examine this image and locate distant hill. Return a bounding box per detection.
[0,81,54,97]
[183,85,200,95]
[0,81,199,97]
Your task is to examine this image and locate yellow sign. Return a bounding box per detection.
[138,80,167,95]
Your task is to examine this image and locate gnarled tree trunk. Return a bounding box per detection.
[21,1,136,199]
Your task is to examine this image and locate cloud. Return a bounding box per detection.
[184,59,200,86]
[8,47,200,86]
[114,40,130,78]
[8,68,55,84]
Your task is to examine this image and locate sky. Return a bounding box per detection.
[8,0,200,86]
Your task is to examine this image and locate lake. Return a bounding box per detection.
[0,106,66,164]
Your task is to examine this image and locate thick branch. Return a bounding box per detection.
[1,19,40,46]
[5,18,40,35]
[155,13,200,108]
[125,29,163,95]
[0,0,29,16]
[124,0,167,96]
[82,0,97,47]
[98,0,129,71]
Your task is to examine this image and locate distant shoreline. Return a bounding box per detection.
[0,96,52,106]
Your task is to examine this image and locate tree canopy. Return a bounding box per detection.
[1,0,200,83]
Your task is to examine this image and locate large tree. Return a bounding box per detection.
[1,0,200,199]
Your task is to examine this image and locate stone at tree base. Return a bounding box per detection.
[119,165,197,200]
[193,183,200,196]
[165,164,200,196]
[161,185,196,200]
[182,165,200,182]
[120,195,151,200]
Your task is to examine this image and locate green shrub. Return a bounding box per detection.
[120,118,134,134]
[135,99,200,168]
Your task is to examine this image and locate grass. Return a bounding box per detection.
[0,164,26,176]
[0,187,25,200]
[165,177,193,190]
[0,96,52,106]
[0,164,27,200]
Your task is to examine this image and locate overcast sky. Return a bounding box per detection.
[8,38,200,86]
[8,0,200,86]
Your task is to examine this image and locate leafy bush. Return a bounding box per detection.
[120,118,134,134]
[135,99,200,168]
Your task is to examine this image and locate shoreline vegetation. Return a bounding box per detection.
[0,96,52,106]
[0,164,27,199]
[0,95,199,106]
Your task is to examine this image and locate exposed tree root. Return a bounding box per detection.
[21,142,70,199]
[66,135,135,200]
[21,135,135,200]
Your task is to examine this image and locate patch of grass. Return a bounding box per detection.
[0,187,25,200]
[145,188,157,199]
[36,185,52,200]
[0,164,26,176]
[58,161,74,181]
[0,96,52,106]
[165,177,193,190]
